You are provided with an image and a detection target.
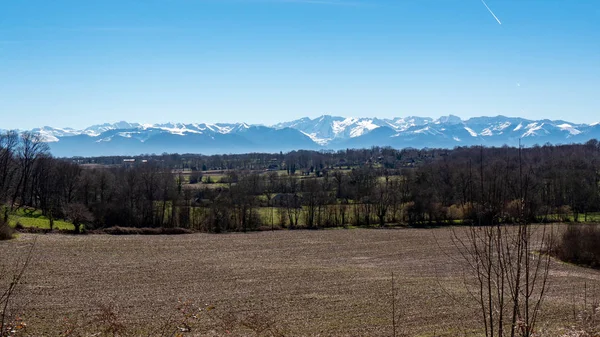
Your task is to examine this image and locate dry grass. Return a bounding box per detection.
[1,227,599,336]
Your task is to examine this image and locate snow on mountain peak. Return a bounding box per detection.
[480,128,493,136]
[332,117,358,135]
[513,123,523,131]
[495,121,511,131]
[349,119,379,138]
[522,123,546,137]
[556,123,581,136]
[413,126,431,134]
[300,131,331,146]
[464,127,478,137]
[35,129,60,143]
[84,121,140,136]
[155,123,202,136]
[388,116,432,131]
[435,115,463,125]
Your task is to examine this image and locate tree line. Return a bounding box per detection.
[2,130,600,232]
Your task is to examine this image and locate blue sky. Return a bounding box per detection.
[1,0,598,129]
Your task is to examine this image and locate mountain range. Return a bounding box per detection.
[6,115,600,157]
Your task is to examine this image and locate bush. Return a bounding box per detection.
[554,225,600,268]
[99,226,193,235]
[189,173,203,184]
[0,214,16,240]
[257,225,282,231]
[0,221,15,240]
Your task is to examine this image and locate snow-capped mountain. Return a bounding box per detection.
[273,115,391,145]
[10,115,600,157]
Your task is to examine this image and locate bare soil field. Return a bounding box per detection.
[1,227,599,336]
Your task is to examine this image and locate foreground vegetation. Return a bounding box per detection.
[0,217,14,241]
[553,224,600,268]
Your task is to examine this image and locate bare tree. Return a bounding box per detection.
[10,132,49,210]
[263,172,278,230]
[451,143,553,337]
[0,131,19,205]
[373,178,392,227]
[65,203,94,233]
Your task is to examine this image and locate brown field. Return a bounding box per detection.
[1,227,600,336]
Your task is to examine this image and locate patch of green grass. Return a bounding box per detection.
[576,213,600,222]
[256,207,282,225]
[205,183,229,189]
[206,174,225,182]
[8,208,75,231]
[545,212,600,223]
[13,207,44,217]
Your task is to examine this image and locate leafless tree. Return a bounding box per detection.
[452,144,554,337]
[65,203,94,233]
[10,132,49,210]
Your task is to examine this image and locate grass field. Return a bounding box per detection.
[1,227,599,336]
[7,208,75,231]
[548,212,600,223]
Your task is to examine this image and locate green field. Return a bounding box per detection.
[8,208,75,231]
[543,212,600,223]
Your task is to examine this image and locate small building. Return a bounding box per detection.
[123,159,136,168]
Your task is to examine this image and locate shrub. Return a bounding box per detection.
[64,203,94,234]
[554,225,600,268]
[0,223,15,241]
[0,217,15,241]
[257,225,282,231]
[446,204,464,221]
[189,173,202,184]
[99,226,193,235]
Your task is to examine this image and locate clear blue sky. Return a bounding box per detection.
[1,0,598,129]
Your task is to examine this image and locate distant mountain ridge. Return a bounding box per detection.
[7,115,600,157]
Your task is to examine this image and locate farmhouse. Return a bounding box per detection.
[123,159,136,168]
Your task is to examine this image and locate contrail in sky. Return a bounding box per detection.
[480,0,502,25]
